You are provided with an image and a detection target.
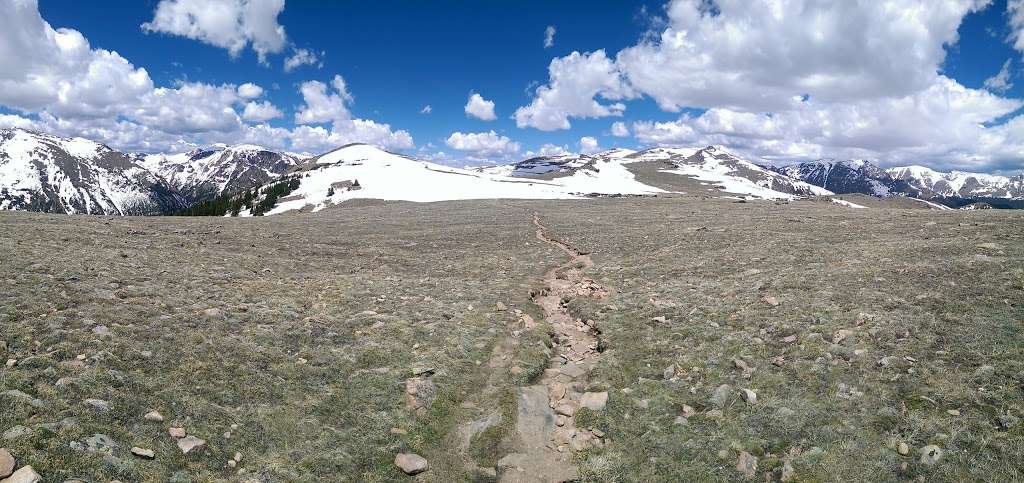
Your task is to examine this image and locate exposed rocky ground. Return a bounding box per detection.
[1,197,1021,481]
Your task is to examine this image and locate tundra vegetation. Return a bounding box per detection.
[0,197,1021,482]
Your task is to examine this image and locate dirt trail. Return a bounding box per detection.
[497,213,609,482]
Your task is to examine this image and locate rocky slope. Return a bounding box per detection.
[769,159,905,197]
[886,165,1024,199]
[0,128,186,215]
[140,145,304,202]
[771,159,1024,200]
[644,146,832,199]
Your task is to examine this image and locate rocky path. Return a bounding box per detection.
[497,213,610,482]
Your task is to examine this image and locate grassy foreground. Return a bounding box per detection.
[1,196,1022,482]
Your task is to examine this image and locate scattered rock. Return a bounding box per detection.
[494,302,508,311]
[740,388,758,405]
[177,435,206,455]
[974,365,995,378]
[977,243,1003,250]
[83,398,111,413]
[651,316,668,324]
[202,308,223,319]
[4,360,14,368]
[130,447,155,459]
[897,442,910,456]
[144,411,164,422]
[2,465,40,483]
[390,427,407,435]
[762,296,780,307]
[405,377,437,416]
[781,335,798,344]
[168,428,186,438]
[919,445,943,466]
[394,453,428,475]
[580,392,608,411]
[85,434,118,454]
[946,409,960,417]
[710,384,732,408]
[91,325,110,337]
[2,427,31,441]
[998,414,1020,430]
[663,364,676,380]
[833,330,853,344]
[0,448,14,478]
[1,390,45,409]
[681,404,697,418]
[780,461,795,482]
[555,403,576,417]
[736,451,758,478]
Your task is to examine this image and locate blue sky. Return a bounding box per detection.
[4,0,1024,172]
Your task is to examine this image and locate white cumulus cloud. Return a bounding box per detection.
[284,47,323,72]
[295,75,354,124]
[237,82,264,99]
[142,0,287,64]
[514,50,634,131]
[241,100,283,121]
[465,93,497,121]
[610,121,629,137]
[445,130,521,159]
[579,136,600,154]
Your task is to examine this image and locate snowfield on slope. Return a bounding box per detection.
[662,149,831,200]
[265,145,665,215]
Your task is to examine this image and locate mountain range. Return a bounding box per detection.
[1,127,1021,216]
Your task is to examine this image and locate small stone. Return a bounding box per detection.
[781,335,797,344]
[919,445,943,466]
[733,358,753,373]
[390,427,407,435]
[2,465,41,483]
[0,448,14,478]
[736,451,758,478]
[762,296,780,307]
[897,442,910,456]
[663,364,676,380]
[4,359,14,368]
[83,398,110,413]
[946,409,960,416]
[682,404,696,418]
[168,428,186,438]
[494,302,508,311]
[91,325,110,336]
[234,452,242,462]
[130,447,155,459]
[740,388,758,405]
[710,384,732,408]
[84,433,118,453]
[177,435,206,455]
[651,316,668,323]
[144,411,164,422]
[580,391,609,411]
[202,308,223,319]
[394,453,428,475]
[555,403,575,417]
[833,330,853,344]
[227,460,237,468]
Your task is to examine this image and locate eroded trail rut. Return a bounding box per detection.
[498,213,610,482]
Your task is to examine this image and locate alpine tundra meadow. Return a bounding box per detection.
[0,1,1022,482]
